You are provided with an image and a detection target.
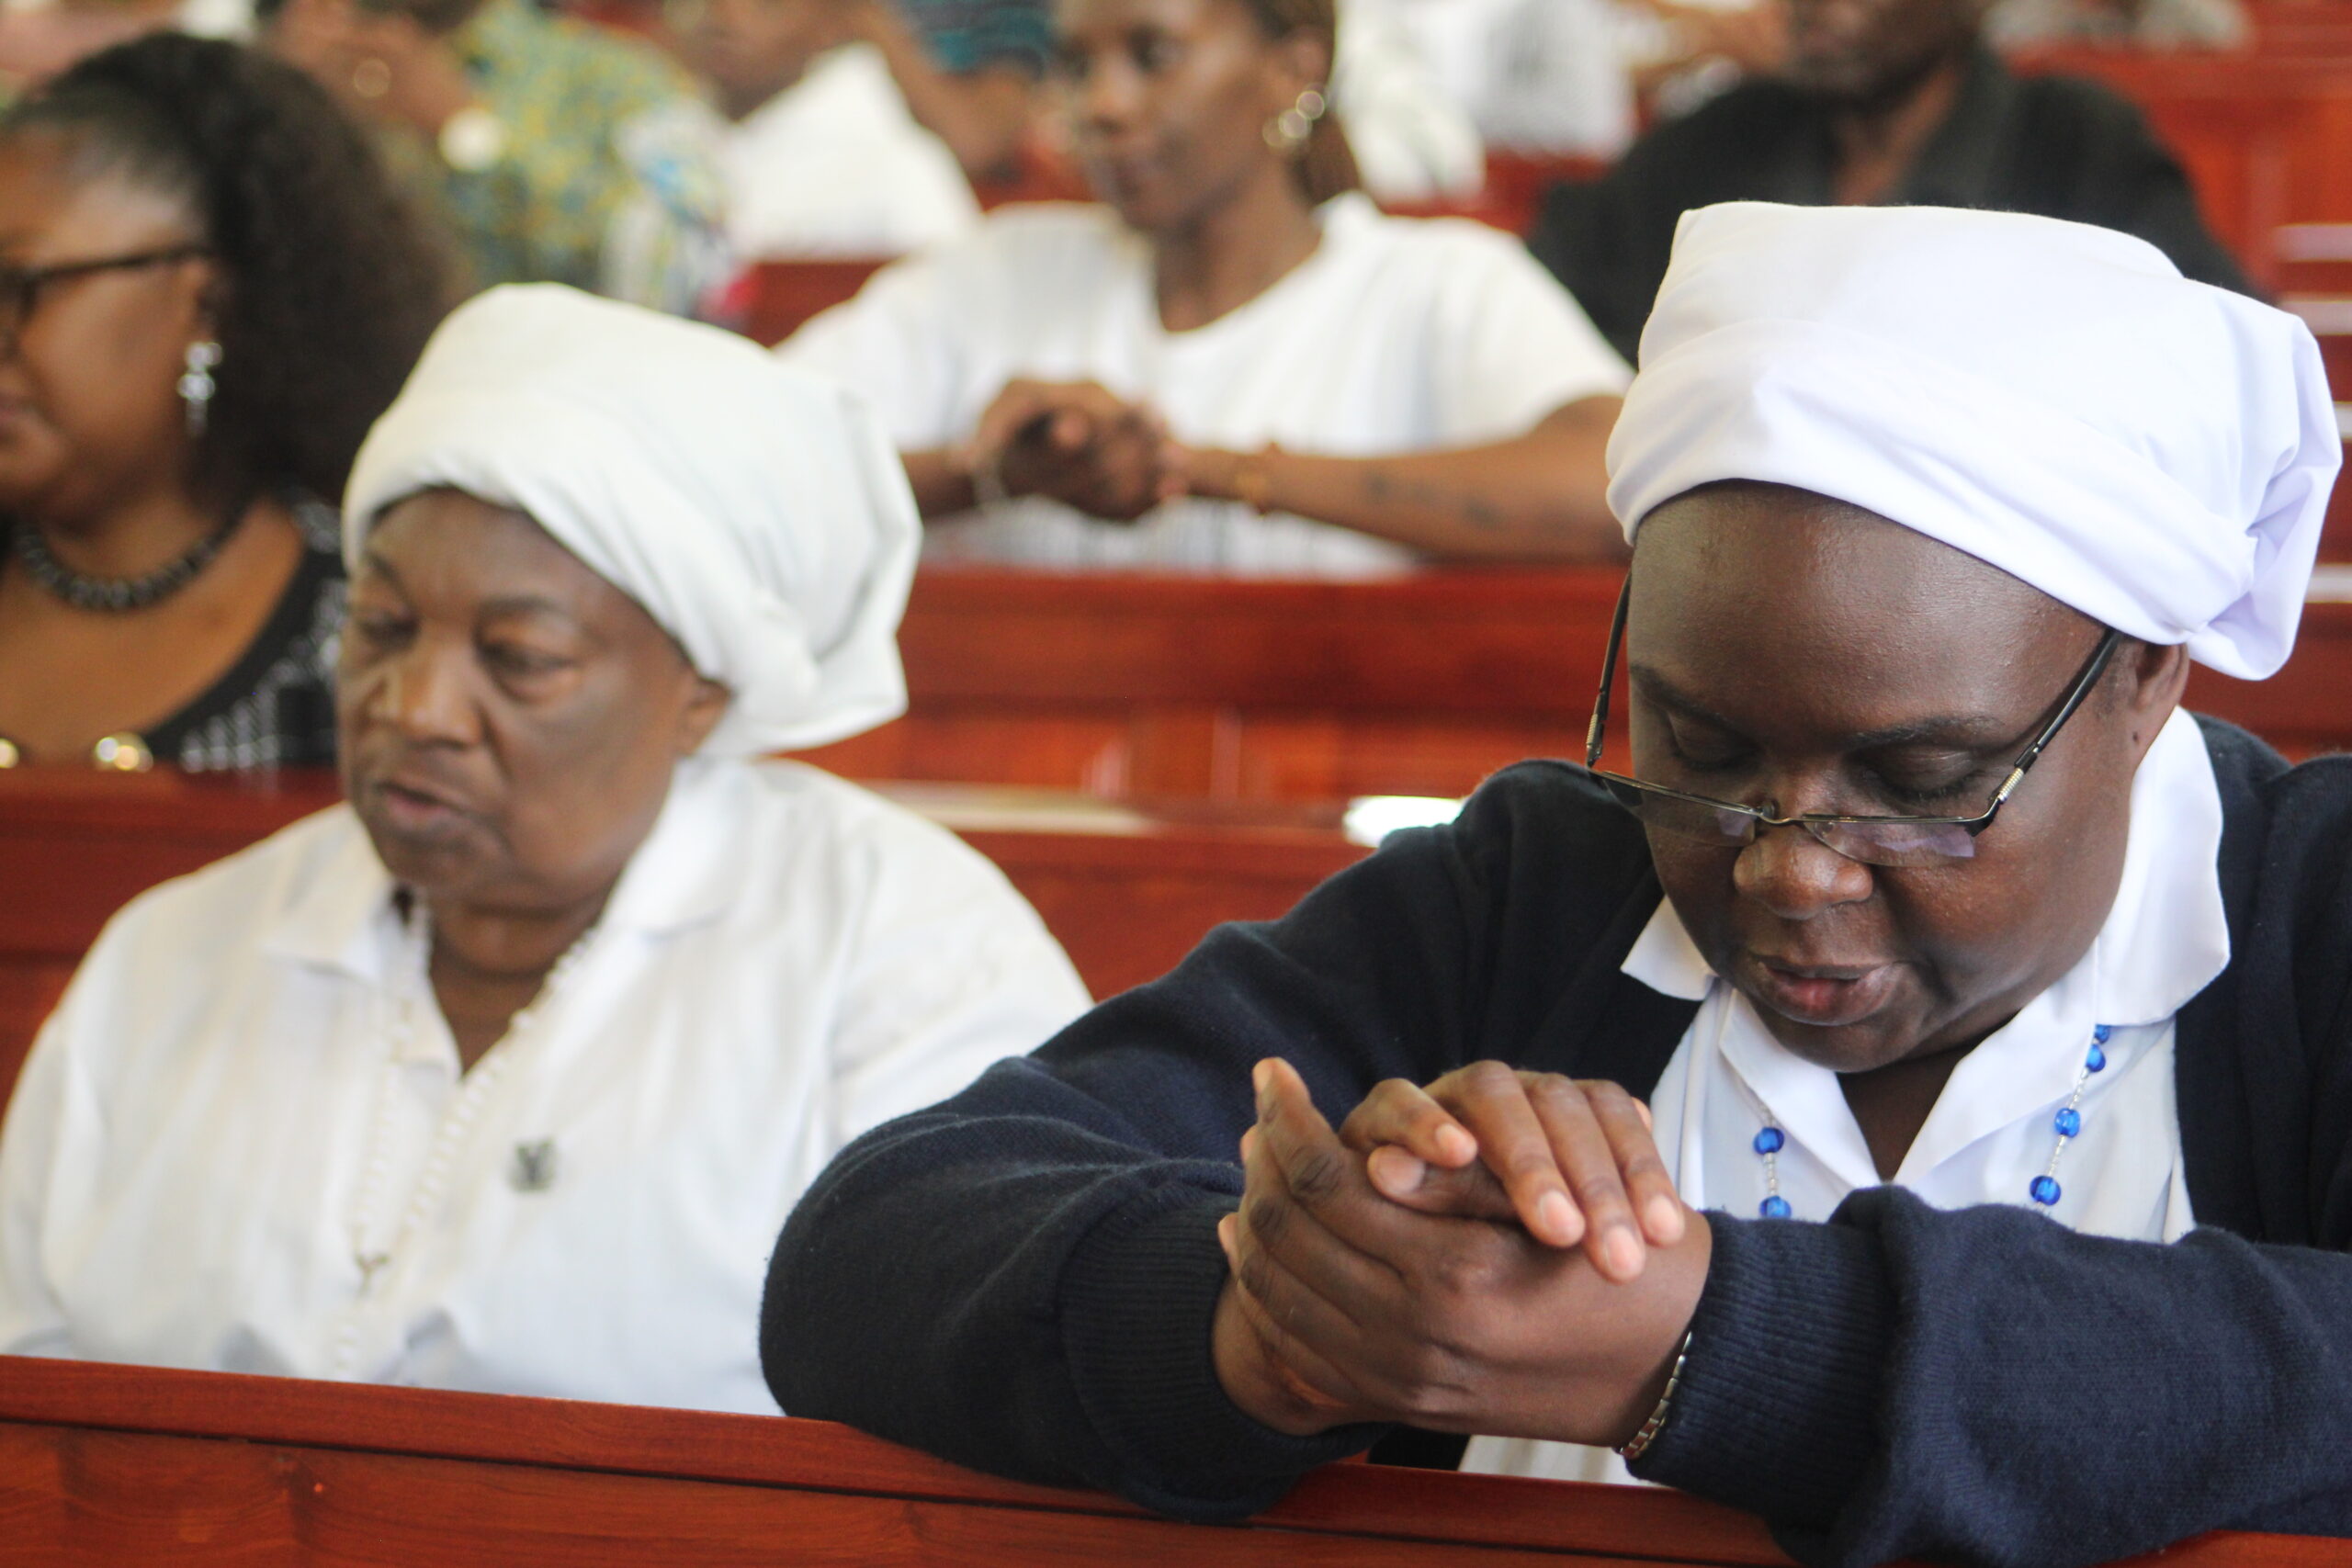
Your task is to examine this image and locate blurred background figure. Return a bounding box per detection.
[782,0,1629,574]
[0,34,450,771]
[831,0,1053,183]
[668,0,978,259]
[261,0,730,313]
[1531,0,2251,359]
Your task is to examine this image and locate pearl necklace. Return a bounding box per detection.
[334,910,594,1377]
[1752,1024,2113,1219]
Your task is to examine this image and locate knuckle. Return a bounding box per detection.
[1237,1247,1281,1307]
[1459,1060,1516,1097]
[1288,1145,1346,1204]
[1498,1145,1558,1180]
[1571,1173,1628,1213]
[1241,1188,1291,1246]
[1585,1080,1643,1121]
[1527,1073,1587,1111]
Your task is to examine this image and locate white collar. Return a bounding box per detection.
[1623,706,2230,1186]
[261,757,750,984]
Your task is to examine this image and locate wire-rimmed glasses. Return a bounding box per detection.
[1582,576,2121,868]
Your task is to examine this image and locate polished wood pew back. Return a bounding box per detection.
[0,1357,1801,1566]
[798,567,1625,801]
[5,1356,2346,1566]
[800,567,2352,801]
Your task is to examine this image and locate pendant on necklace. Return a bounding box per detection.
[509,1138,559,1193]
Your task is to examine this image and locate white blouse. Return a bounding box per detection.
[719,44,978,261]
[1465,706,2232,1484]
[0,758,1090,1413]
[778,193,1631,577]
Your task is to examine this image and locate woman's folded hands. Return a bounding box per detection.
[1212,1058,1712,1447]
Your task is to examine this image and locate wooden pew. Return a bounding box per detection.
[730,257,889,348]
[799,567,2352,800]
[799,567,1623,801]
[0,770,1366,1109]
[4,1356,2346,1566]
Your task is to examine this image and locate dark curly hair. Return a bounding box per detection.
[1,33,457,511]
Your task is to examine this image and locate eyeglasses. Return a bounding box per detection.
[1582,575,2121,868]
[0,244,209,352]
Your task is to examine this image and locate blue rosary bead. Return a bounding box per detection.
[2086,1043,2107,1073]
[2093,1024,2113,1044]
[1760,1195,1792,1218]
[2052,1107,2081,1138]
[1752,1127,1785,1155]
[2030,1175,2063,1206]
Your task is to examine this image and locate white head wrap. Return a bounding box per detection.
[1606,203,2339,680]
[345,284,919,754]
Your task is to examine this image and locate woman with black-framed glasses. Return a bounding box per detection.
[763,203,2352,1568]
[0,34,450,771]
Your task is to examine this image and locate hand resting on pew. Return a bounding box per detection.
[1211,1057,1706,1451]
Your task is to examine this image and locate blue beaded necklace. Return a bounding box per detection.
[1753,1024,2113,1219]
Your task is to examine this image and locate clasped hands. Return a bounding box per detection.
[1211,1058,1712,1450]
[960,379,1251,521]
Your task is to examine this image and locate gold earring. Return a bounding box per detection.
[1262,86,1328,155]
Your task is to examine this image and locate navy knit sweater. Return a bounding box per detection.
[762,718,2352,1568]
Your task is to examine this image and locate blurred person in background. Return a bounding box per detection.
[781,0,1629,575]
[1531,0,2250,360]
[835,0,1051,182]
[262,0,730,314]
[0,34,449,771]
[668,0,979,260]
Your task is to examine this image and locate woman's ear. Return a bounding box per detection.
[676,674,732,757]
[2114,638,2191,761]
[183,255,226,344]
[1267,24,1332,103]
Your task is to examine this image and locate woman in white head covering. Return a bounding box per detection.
[0,284,1091,1413]
[758,203,2352,1568]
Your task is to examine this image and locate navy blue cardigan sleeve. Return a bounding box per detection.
[1642,1196,2352,1568]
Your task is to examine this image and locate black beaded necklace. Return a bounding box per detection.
[9,506,243,613]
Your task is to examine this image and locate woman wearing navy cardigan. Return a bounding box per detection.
[762,201,2352,1568]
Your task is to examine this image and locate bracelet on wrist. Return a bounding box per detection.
[1231,445,1279,514]
[1614,1326,1693,1463]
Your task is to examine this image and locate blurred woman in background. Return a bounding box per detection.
[0,34,450,770]
[780,0,1629,576]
